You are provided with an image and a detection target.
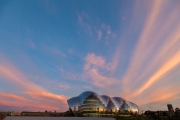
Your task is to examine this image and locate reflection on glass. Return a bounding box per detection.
[67,91,139,116]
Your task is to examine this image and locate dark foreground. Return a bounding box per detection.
[4,116,114,120]
[115,116,180,120]
[2,116,180,120]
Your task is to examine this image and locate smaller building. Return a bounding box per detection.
[167,104,174,112]
[21,111,64,117]
[0,112,10,120]
[4,116,115,120]
[0,111,20,120]
[175,108,180,112]
[167,104,175,116]
[144,104,180,117]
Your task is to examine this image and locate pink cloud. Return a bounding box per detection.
[25,92,68,104]
[84,53,115,71]
[0,100,60,112]
[86,68,118,88]
[0,92,66,111]
[0,54,44,92]
[114,0,180,110]
[97,30,103,40]
[84,53,105,70]
[135,84,180,110]
[0,54,69,111]
[0,92,32,103]
[83,53,119,88]
[131,50,180,97]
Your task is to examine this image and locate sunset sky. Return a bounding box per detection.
[0,0,180,112]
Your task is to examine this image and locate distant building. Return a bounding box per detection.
[144,104,180,117]
[144,110,170,116]
[167,104,174,116]
[67,91,138,117]
[175,108,180,112]
[21,111,64,117]
[4,116,115,120]
[167,104,174,112]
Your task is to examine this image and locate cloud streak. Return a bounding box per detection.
[0,53,68,111]
[109,0,180,110]
[132,51,180,97]
[0,92,65,111]
[0,54,44,92]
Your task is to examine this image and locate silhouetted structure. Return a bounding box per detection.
[144,104,180,119]
[167,104,174,112]
[167,104,174,116]
[175,107,180,112]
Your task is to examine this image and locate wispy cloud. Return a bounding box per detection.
[58,82,70,90]
[50,48,67,57]
[40,46,66,57]
[60,70,78,81]
[0,54,44,92]
[0,92,66,111]
[101,23,110,34]
[132,51,180,97]
[77,11,92,37]
[0,53,68,111]
[85,68,118,88]
[97,30,103,40]
[84,53,105,70]
[25,92,68,104]
[0,92,32,103]
[136,84,180,110]
[77,12,116,42]
[84,53,118,88]
[116,0,180,110]
[96,23,116,41]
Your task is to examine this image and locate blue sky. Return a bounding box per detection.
[0,0,180,112]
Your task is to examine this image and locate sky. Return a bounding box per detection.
[0,0,180,112]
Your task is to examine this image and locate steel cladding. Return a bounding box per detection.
[67,91,138,114]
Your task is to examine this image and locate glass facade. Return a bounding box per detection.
[67,91,138,116]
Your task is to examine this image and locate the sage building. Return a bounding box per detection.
[67,91,138,117]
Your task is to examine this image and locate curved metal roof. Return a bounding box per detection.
[67,91,138,112]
